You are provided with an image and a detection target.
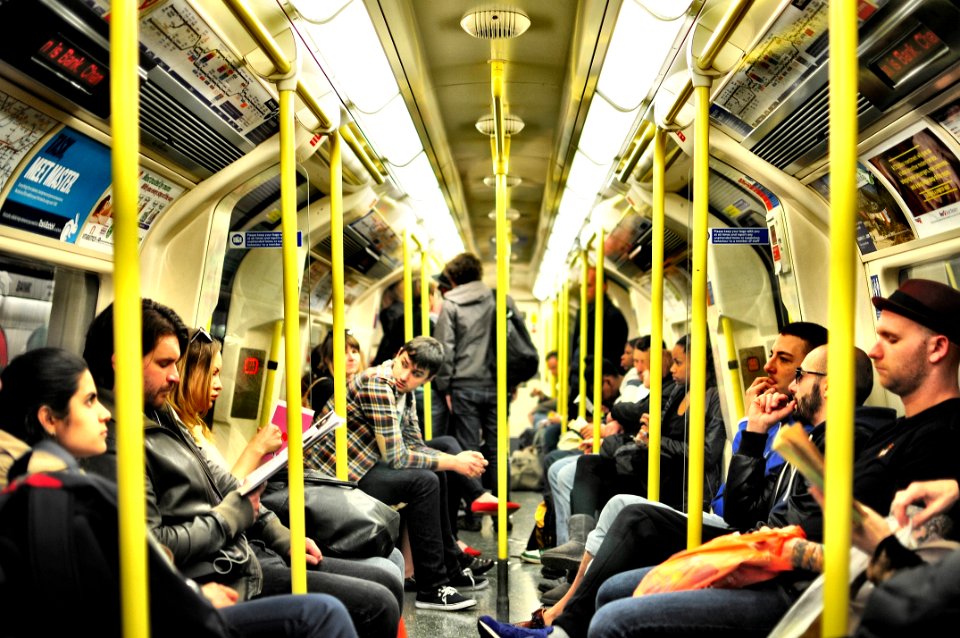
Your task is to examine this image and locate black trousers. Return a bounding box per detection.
[358,462,462,590]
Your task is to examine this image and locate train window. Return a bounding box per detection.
[899,254,960,288]
[0,251,98,367]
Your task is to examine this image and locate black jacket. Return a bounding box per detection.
[723,405,896,540]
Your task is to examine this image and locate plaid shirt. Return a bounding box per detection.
[304,360,440,481]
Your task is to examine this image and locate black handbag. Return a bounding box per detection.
[262,472,400,559]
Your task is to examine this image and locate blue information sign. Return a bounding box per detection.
[229,231,302,249]
[709,228,770,245]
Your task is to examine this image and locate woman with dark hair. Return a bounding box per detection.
[302,329,364,414]
[0,347,358,638]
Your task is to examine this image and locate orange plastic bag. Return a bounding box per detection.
[634,525,806,596]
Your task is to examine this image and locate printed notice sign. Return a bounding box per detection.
[229,231,301,249]
[709,228,770,245]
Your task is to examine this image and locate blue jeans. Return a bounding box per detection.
[450,386,501,494]
[590,567,797,637]
[548,454,580,545]
[222,593,357,638]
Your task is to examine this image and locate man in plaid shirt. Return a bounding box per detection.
[306,336,491,611]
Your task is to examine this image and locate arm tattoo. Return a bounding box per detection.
[790,539,824,572]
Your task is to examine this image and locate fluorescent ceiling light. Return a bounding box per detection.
[578,96,641,164]
[353,93,422,165]
[303,0,398,112]
[390,152,437,200]
[597,1,687,110]
[565,150,611,198]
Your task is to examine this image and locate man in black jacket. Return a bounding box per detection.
[81,299,400,638]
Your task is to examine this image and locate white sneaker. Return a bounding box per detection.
[415,585,477,611]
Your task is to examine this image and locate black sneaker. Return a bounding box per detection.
[449,568,489,591]
[415,585,477,610]
[461,555,494,576]
[403,577,417,592]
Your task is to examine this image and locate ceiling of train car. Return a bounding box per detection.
[367,0,605,284]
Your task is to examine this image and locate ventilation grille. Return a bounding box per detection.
[140,82,245,175]
[460,9,531,39]
[750,84,873,171]
[315,226,392,276]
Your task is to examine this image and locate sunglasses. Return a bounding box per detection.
[190,327,214,344]
[794,367,827,383]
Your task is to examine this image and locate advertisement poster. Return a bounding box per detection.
[73,168,185,254]
[933,100,960,146]
[350,209,400,256]
[300,260,333,313]
[868,128,960,238]
[0,128,111,241]
[810,162,915,254]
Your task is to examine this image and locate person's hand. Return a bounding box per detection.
[809,486,890,555]
[600,420,623,439]
[246,483,266,522]
[252,424,283,457]
[302,537,323,566]
[445,394,452,411]
[201,582,239,609]
[635,425,649,449]
[746,390,794,433]
[890,479,960,529]
[455,450,487,478]
[745,376,777,405]
[577,420,594,438]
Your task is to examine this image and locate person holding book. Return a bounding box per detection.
[80,299,401,638]
[537,279,960,638]
[305,335,495,611]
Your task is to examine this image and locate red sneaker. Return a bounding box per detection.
[471,500,521,514]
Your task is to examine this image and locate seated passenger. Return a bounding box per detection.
[305,335,493,611]
[80,299,400,638]
[302,329,365,415]
[0,347,357,638]
[537,279,960,638]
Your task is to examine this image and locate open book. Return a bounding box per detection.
[771,422,865,524]
[239,410,344,496]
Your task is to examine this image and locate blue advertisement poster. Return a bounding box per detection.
[0,128,111,242]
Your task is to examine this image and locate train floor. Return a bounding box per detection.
[402,488,546,638]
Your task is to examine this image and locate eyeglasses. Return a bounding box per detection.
[794,367,827,383]
[190,327,213,344]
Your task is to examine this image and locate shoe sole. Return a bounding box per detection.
[540,553,581,572]
[520,554,542,564]
[477,619,501,637]
[416,598,477,611]
[453,579,489,592]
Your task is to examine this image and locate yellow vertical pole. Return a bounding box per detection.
[578,253,589,420]
[421,253,433,440]
[592,230,605,453]
[720,316,745,420]
[491,57,510,561]
[648,129,665,502]
[824,1,859,634]
[550,297,559,398]
[559,280,570,431]
[403,232,414,342]
[687,83,711,550]
[331,131,348,481]
[110,2,149,634]
[278,83,307,594]
[259,320,284,429]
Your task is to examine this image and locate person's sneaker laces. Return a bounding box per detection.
[477,615,554,637]
[449,568,489,592]
[416,585,477,611]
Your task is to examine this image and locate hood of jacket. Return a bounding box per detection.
[443,280,491,305]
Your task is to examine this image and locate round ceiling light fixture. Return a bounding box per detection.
[460,8,531,40]
[475,113,525,136]
[488,208,521,220]
[483,175,522,188]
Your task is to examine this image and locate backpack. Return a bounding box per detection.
[0,468,235,637]
[486,290,539,388]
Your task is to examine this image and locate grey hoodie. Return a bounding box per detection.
[432,279,500,391]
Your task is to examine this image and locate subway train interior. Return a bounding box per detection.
[1,0,960,636]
